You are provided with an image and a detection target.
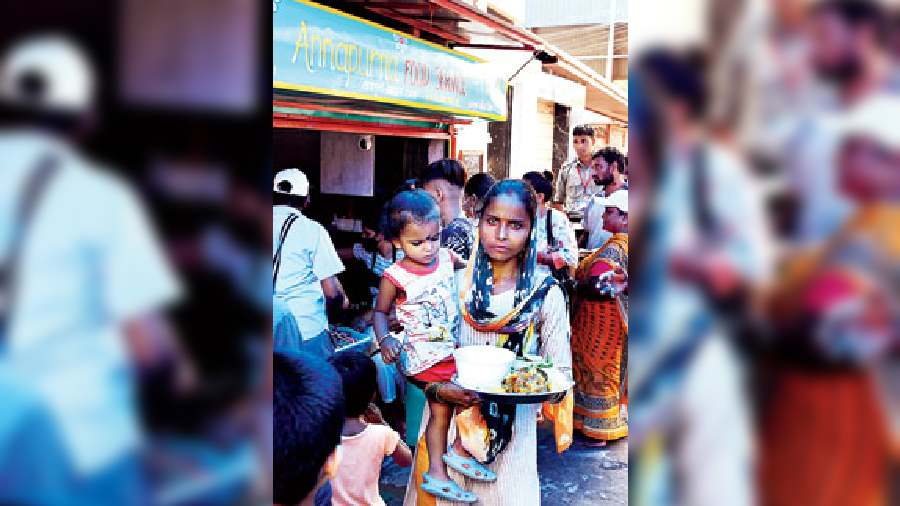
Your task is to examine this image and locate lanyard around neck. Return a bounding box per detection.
[576,163,592,192]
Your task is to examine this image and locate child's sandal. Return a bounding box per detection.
[421,473,477,503]
[443,448,497,482]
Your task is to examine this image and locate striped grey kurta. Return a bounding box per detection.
[403,284,572,505]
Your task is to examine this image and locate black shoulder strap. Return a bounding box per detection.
[17,156,60,235]
[273,213,299,288]
[0,155,61,335]
[545,209,555,248]
[691,146,716,237]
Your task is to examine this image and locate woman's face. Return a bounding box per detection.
[602,207,628,234]
[479,194,532,262]
[839,137,900,201]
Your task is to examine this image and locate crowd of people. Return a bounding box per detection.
[274,1,900,502]
[273,134,629,505]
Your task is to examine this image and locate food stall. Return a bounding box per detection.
[273,0,512,359]
[274,0,507,227]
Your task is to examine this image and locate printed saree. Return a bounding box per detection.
[572,233,628,441]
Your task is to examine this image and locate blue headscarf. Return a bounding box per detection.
[460,182,556,336]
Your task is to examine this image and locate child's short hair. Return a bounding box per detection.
[274,350,345,505]
[329,351,377,418]
[383,189,441,240]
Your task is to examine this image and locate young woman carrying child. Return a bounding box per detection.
[402,180,573,506]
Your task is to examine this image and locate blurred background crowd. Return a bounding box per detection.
[628,0,900,504]
[0,1,270,504]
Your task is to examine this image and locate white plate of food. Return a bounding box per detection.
[452,355,573,405]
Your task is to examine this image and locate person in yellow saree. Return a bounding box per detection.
[402,180,573,505]
[572,189,628,444]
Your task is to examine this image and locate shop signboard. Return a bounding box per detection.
[274,0,507,120]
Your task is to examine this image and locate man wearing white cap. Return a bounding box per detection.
[594,188,628,237]
[0,34,190,504]
[786,0,900,245]
[273,168,348,357]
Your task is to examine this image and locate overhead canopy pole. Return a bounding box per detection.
[606,0,616,80]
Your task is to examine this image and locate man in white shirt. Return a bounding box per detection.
[583,147,629,250]
[272,168,348,357]
[788,0,900,245]
[0,35,190,504]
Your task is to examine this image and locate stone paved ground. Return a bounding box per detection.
[380,421,627,505]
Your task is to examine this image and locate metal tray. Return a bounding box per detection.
[451,374,572,405]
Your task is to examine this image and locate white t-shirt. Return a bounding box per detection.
[272,206,344,340]
[0,130,181,473]
[535,208,579,277]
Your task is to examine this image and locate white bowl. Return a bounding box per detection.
[454,346,515,390]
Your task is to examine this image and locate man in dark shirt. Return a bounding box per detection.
[420,159,474,259]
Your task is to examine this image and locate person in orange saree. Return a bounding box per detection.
[572,189,628,444]
[761,95,900,506]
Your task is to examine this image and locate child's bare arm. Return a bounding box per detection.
[391,437,413,467]
[374,276,400,363]
[373,276,395,338]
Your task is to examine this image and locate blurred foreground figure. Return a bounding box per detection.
[0,35,189,504]
[786,0,899,244]
[761,95,900,506]
[273,350,344,506]
[710,0,816,161]
[629,50,772,506]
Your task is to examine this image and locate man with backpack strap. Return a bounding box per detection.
[273,168,348,357]
[0,34,194,504]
